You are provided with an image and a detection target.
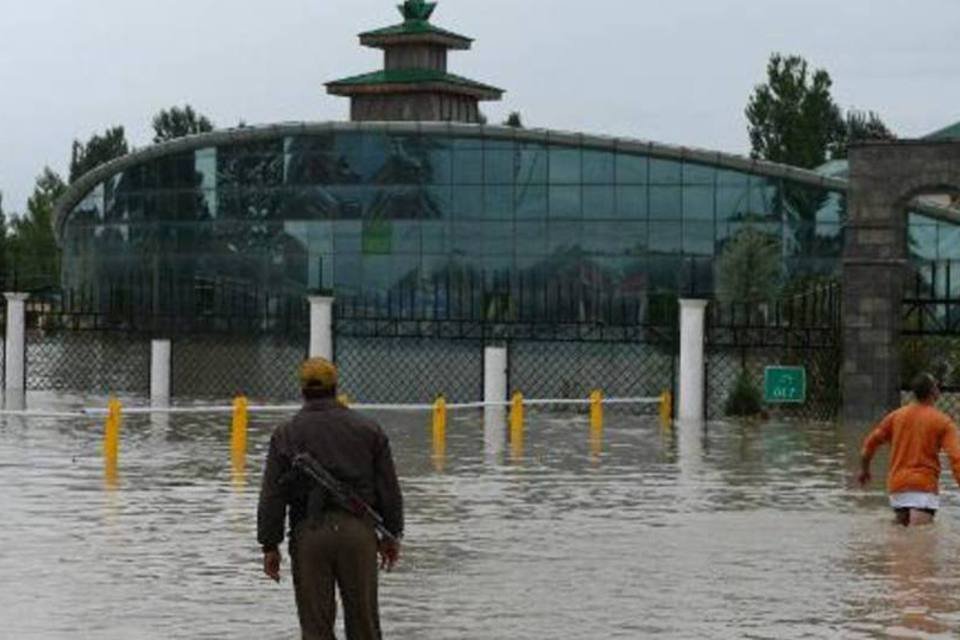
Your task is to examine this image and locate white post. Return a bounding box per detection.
[484,345,508,407]
[678,299,708,423]
[4,293,29,393]
[150,339,171,406]
[308,296,334,360]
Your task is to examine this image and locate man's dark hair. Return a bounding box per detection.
[302,385,337,400]
[912,372,938,401]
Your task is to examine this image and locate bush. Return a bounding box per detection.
[725,369,764,417]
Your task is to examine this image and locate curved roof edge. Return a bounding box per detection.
[53,121,854,241]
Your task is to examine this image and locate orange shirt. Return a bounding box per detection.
[862,402,960,495]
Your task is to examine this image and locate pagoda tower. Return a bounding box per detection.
[327,0,504,123]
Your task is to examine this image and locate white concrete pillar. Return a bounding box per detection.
[150,339,171,406]
[484,345,508,407]
[678,299,708,423]
[4,293,29,393]
[308,296,335,360]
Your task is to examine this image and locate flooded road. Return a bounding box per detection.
[2,396,960,639]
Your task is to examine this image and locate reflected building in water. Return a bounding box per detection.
[51,1,960,318]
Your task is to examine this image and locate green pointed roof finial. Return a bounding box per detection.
[399,0,436,22]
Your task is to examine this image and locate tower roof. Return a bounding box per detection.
[327,69,503,100]
[359,0,472,49]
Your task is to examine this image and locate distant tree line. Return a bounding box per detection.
[0,105,215,289]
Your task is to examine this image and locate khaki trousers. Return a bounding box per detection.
[290,511,382,640]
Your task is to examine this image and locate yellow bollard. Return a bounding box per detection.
[103,397,122,464]
[338,393,351,407]
[659,390,673,428]
[432,395,447,472]
[231,395,249,459]
[589,390,604,430]
[509,391,525,461]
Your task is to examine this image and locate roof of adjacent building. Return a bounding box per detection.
[924,120,960,140]
[326,69,503,99]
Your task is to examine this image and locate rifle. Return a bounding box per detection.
[290,452,399,545]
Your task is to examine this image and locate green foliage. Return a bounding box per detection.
[746,54,845,169]
[0,192,7,282]
[714,226,784,304]
[5,169,65,289]
[725,369,764,417]
[152,105,215,144]
[69,126,129,183]
[838,110,896,155]
[504,111,523,128]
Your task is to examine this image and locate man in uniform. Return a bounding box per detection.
[859,372,960,526]
[258,357,404,639]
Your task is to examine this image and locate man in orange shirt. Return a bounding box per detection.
[859,372,960,526]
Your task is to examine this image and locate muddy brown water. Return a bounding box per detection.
[2,395,960,639]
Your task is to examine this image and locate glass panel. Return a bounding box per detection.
[548,221,583,253]
[517,142,548,184]
[581,221,646,256]
[683,186,714,222]
[616,186,647,220]
[583,185,615,219]
[549,147,581,184]
[649,186,682,220]
[717,169,749,186]
[648,221,682,254]
[649,158,682,184]
[484,185,514,219]
[421,220,448,254]
[683,221,716,256]
[909,224,937,260]
[484,140,515,184]
[333,132,388,183]
[683,162,715,185]
[549,185,581,219]
[452,185,484,219]
[616,154,647,184]
[717,186,751,222]
[748,177,779,219]
[452,140,483,184]
[516,184,548,219]
[938,224,960,260]
[583,150,614,184]
[515,221,549,255]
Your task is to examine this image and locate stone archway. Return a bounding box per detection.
[843,141,960,423]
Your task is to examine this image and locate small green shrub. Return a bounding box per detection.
[725,370,764,417]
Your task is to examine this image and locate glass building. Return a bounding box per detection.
[54,123,858,306]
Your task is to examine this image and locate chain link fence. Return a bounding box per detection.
[336,336,483,404]
[899,335,960,416]
[26,331,151,394]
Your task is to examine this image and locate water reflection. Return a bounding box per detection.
[4,406,960,638]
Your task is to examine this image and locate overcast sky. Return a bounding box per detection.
[1,0,958,213]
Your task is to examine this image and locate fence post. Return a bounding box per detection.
[150,339,171,406]
[4,292,29,393]
[678,299,709,422]
[308,295,335,360]
[484,344,508,407]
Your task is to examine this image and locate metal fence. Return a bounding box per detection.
[21,284,308,398]
[334,282,678,409]
[706,285,842,422]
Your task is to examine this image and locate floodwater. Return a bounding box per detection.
[2,396,960,639]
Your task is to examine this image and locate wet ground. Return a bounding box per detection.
[2,395,960,639]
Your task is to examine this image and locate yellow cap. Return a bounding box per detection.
[299,358,338,389]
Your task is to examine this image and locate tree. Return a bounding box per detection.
[833,109,896,158]
[503,111,523,128]
[8,168,67,288]
[70,126,129,183]
[152,105,215,143]
[746,54,845,169]
[0,192,7,286]
[714,226,783,305]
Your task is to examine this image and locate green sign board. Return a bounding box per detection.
[763,366,807,404]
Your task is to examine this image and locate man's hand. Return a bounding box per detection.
[857,470,872,487]
[263,549,282,583]
[378,540,401,572]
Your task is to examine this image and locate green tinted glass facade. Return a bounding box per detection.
[60,127,850,305]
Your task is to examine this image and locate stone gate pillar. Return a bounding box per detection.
[843,141,960,424]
